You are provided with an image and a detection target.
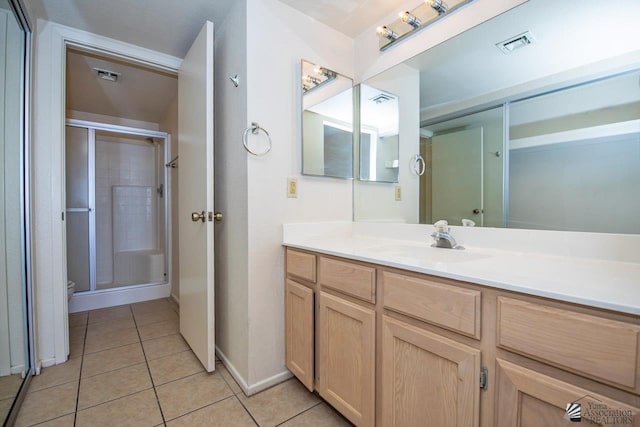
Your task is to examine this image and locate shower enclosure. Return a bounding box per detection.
[65,121,170,294]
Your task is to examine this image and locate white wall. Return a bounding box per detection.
[244,0,354,389]
[354,64,420,223]
[213,0,250,383]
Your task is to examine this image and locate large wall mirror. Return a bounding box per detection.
[0,0,33,424]
[354,0,640,234]
[301,59,354,179]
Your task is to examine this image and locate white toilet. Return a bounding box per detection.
[67,280,75,302]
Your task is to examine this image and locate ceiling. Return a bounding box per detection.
[25,0,404,57]
[26,0,236,58]
[405,0,640,115]
[66,49,177,123]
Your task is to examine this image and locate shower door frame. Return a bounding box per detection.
[65,118,171,294]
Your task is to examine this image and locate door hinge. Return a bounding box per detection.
[62,212,65,221]
[480,366,488,390]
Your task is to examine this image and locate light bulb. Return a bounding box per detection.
[376,26,399,41]
[426,0,448,14]
[399,11,421,28]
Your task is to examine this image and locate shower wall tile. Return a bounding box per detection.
[95,139,157,286]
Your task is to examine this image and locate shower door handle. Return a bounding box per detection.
[191,211,206,222]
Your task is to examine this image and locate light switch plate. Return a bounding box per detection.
[395,185,402,201]
[287,178,298,198]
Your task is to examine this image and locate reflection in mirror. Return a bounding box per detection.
[421,107,504,227]
[354,0,640,234]
[301,59,354,179]
[0,0,31,424]
[359,84,400,183]
[508,71,640,234]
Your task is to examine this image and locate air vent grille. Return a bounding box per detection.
[496,31,536,54]
[370,93,394,104]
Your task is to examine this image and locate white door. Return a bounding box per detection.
[432,127,483,226]
[178,21,215,372]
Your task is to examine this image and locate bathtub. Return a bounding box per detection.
[113,249,165,286]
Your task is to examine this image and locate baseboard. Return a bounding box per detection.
[215,346,293,396]
[170,293,179,306]
[39,357,56,370]
[68,283,171,313]
[10,364,25,375]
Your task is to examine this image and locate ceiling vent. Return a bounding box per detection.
[94,67,121,82]
[496,31,536,54]
[370,93,394,104]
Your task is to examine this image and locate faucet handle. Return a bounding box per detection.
[433,219,449,233]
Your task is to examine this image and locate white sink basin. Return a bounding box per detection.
[367,244,493,264]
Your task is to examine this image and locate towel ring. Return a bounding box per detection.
[242,122,272,156]
[412,154,426,176]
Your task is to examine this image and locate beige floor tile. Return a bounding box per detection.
[29,358,82,392]
[32,413,76,426]
[68,334,85,360]
[131,298,174,315]
[138,319,180,341]
[280,402,352,426]
[75,389,162,427]
[78,363,152,410]
[148,350,204,385]
[134,309,179,327]
[86,317,136,335]
[68,312,87,327]
[14,381,77,427]
[0,373,23,400]
[216,363,242,395]
[0,398,13,423]
[69,325,86,342]
[167,396,256,427]
[88,305,133,324]
[84,327,140,354]
[81,342,145,378]
[237,379,320,427]
[142,334,189,361]
[156,371,233,421]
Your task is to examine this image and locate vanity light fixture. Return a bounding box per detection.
[302,64,338,94]
[376,26,399,41]
[376,0,474,51]
[399,11,421,29]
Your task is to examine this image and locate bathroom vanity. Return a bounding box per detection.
[283,223,640,427]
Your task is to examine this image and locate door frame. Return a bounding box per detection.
[32,21,182,367]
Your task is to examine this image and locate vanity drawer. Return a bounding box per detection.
[382,271,481,339]
[286,249,316,283]
[318,257,376,303]
[497,297,640,391]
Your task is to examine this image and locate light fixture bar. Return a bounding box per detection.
[376,0,475,51]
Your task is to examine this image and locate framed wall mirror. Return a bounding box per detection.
[353,0,640,234]
[301,59,354,179]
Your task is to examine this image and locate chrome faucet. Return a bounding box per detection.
[430,220,460,249]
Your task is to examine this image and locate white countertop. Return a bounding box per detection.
[282,222,640,316]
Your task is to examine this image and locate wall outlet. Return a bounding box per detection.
[394,185,402,201]
[287,178,298,198]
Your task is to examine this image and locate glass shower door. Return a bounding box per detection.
[65,126,94,293]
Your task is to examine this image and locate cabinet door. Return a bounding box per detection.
[285,280,314,391]
[318,292,375,426]
[496,359,640,427]
[381,316,480,427]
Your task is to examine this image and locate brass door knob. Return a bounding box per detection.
[191,211,205,222]
[213,212,223,222]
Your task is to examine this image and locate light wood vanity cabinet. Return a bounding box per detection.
[284,247,640,427]
[381,316,480,427]
[318,292,375,426]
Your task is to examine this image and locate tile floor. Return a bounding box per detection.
[15,298,351,427]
